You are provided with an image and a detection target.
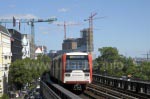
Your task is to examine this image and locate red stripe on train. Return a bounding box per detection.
[65,81,89,84]
[88,54,93,83]
[62,54,66,82]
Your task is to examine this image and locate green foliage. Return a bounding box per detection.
[9,55,51,89]
[9,59,32,89]
[96,47,121,75]
[125,65,137,75]
[134,72,149,80]
[98,47,119,62]
[0,94,9,99]
[95,46,150,81]
[138,62,150,80]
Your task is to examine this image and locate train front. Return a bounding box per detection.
[62,52,93,90]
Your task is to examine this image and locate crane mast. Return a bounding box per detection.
[84,12,97,53]
[84,13,97,34]
[84,12,105,53]
[57,21,80,40]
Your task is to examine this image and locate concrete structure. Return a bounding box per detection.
[61,28,93,53]
[0,25,11,96]
[62,38,77,50]
[8,29,22,62]
[79,28,93,52]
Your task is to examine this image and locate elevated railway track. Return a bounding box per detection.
[41,73,82,99]
[40,73,150,99]
[85,83,137,99]
[92,74,150,99]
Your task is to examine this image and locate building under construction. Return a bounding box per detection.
[79,28,93,52]
[62,38,77,50]
[61,28,93,53]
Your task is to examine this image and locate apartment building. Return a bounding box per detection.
[8,29,22,62]
[0,25,11,96]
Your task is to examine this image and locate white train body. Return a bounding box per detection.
[50,52,93,86]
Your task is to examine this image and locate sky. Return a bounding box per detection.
[0,0,150,58]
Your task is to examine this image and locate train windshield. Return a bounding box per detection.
[66,55,89,72]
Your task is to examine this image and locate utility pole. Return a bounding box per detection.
[142,51,150,61]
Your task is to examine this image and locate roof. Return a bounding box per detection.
[53,51,88,60]
[0,25,10,35]
[66,52,88,55]
[35,47,42,53]
[36,45,47,50]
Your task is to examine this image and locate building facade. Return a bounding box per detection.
[62,38,77,50]
[61,28,94,53]
[8,29,22,62]
[79,28,93,52]
[22,34,30,59]
[0,25,11,96]
[35,45,47,59]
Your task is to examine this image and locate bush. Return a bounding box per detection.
[0,94,9,99]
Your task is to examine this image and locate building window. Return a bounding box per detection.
[4,56,7,59]
[5,64,8,70]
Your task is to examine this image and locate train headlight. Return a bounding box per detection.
[85,74,89,76]
[65,74,70,77]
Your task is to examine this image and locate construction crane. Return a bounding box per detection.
[0,17,57,44]
[84,12,97,33]
[84,12,105,32]
[84,12,105,53]
[57,21,80,40]
[0,17,57,58]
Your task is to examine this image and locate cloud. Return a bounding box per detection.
[58,8,69,12]
[42,32,49,34]
[53,21,81,25]
[38,27,51,32]
[9,4,16,8]
[0,14,39,19]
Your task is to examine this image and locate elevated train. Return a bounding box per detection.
[50,52,93,90]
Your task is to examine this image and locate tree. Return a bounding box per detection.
[122,57,135,73]
[138,62,150,80]
[36,54,51,74]
[0,94,9,99]
[95,47,120,75]
[95,46,150,81]
[9,59,32,89]
[9,55,51,90]
[98,47,119,63]
[95,46,136,77]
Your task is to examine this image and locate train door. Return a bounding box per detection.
[58,58,61,81]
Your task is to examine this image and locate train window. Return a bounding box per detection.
[66,60,89,71]
[66,55,88,60]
